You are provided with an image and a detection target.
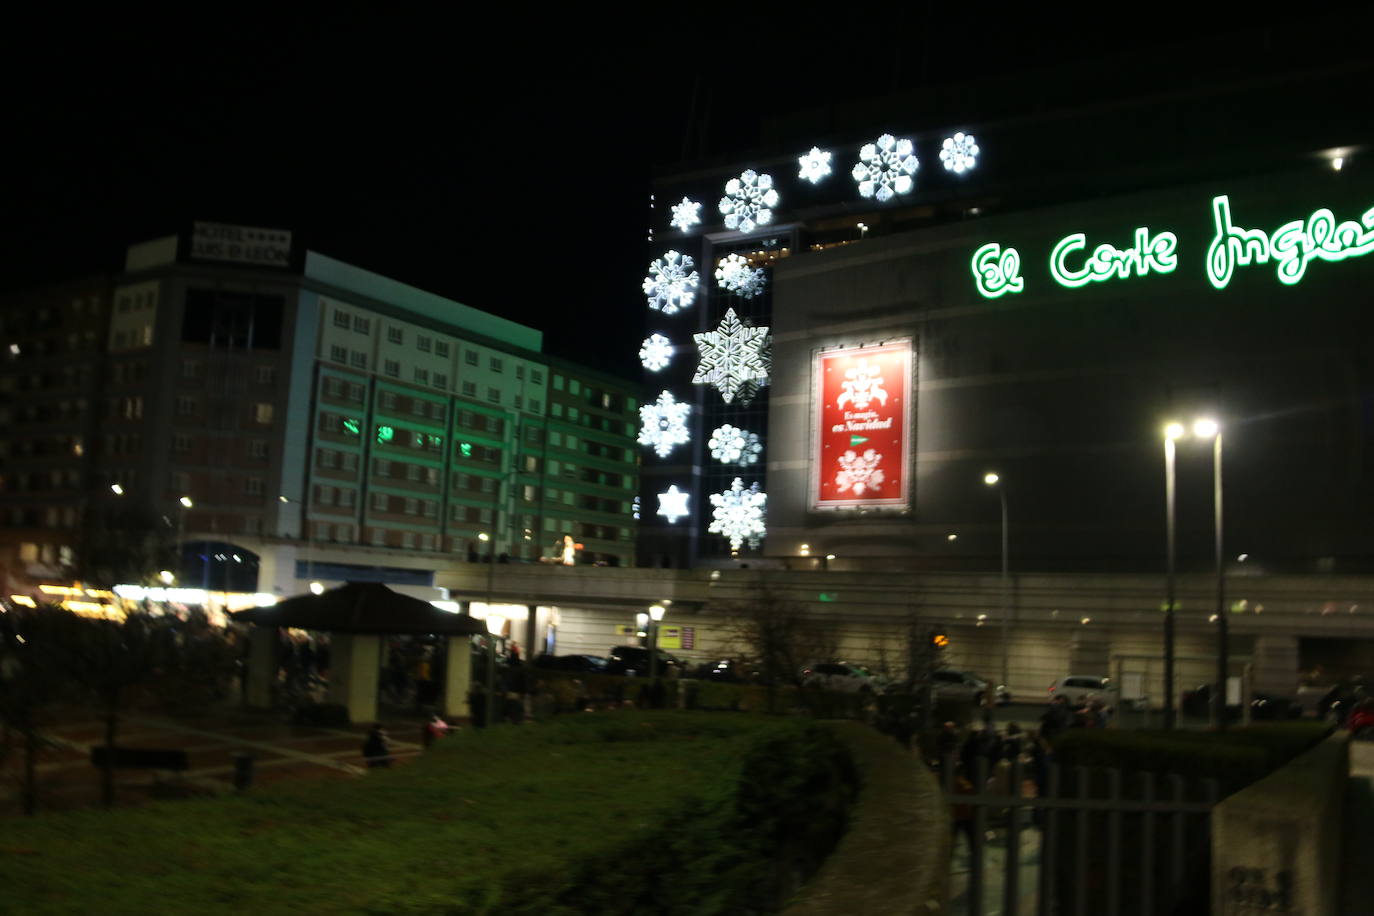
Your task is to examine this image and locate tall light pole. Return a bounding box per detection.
[983,472,1010,692]
[1193,418,1227,731]
[177,496,193,584]
[648,604,666,692]
[280,495,321,594]
[1163,423,1183,729]
[485,613,505,728]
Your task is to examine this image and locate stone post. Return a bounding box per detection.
[326,633,381,724]
[443,635,473,720]
[244,626,278,709]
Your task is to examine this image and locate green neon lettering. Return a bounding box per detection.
[376,425,394,444]
[1050,227,1177,288]
[343,418,359,435]
[459,442,473,457]
[971,242,1024,298]
[1207,195,1374,289]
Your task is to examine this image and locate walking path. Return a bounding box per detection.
[0,708,438,816]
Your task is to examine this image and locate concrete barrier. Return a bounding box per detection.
[785,723,949,916]
[1212,731,1348,916]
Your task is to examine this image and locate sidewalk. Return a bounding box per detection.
[0,706,444,817]
[1340,741,1374,916]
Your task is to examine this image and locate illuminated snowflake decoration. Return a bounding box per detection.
[657,485,690,523]
[714,253,766,298]
[718,169,778,234]
[797,146,832,184]
[642,251,700,315]
[709,478,767,551]
[637,390,691,457]
[939,132,980,174]
[852,134,918,202]
[639,333,674,371]
[708,424,763,467]
[632,496,641,520]
[836,358,888,409]
[835,449,885,495]
[692,308,770,404]
[670,197,702,232]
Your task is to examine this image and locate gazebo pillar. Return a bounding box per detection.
[327,633,381,724]
[245,626,278,709]
[442,635,473,720]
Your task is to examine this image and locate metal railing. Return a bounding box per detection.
[943,755,1218,916]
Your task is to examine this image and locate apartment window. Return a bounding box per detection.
[531,369,543,384]
[514,395,523,410]
[434,373,447,390]
[375,459,392,478]
[176,395,196,416]
[319,449,339,469]
[435,341,450,357]
[353,316,370,334]
[372,492,388,512]
[568,407,579,421]
[569,379,581,395]
[316,485,335,506]
[249,440,268,459]
[421,532,436,550]
[416,335,431,352]
[484,415,501,433]
[173,433,192,453]
[339,488,356,508]
[402,531,417,550]
[465,350,478,366]
[371,527,386,546]
[553,374,565,391]
[551,403,563,417]
[515,365,525,380]
[380,391,397,410]
[411,398,427,417]
[422,500,437,518]
[341,452,359,471]
[255,365,275,385]
[490,357,503,373]
[550,432,563,447]
[425,466,439,485]
[255,403,274,425]
[334,309,351,328]
[461,381,476,397]
[384,360,400,377]
[329,345,347,364]
[401,497,416,516]
[406,464,421,482]
[529,399,542,413]
[245,477,263,496]
[325,377,344,397]
[414,368,429,385]
[348,383,365,401]
[523,484,536,502]
[486,387,500,403]
[480,477,496,494]
[387,326,403,344]
[320,413,340,432]
[350,351,367,369]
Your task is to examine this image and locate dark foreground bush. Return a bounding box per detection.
[2,712,857,915]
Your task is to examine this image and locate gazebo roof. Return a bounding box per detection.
[230,582,486,635]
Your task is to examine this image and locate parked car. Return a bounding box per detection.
[532,654,608,673]
[1048,675,1116,707]
[801,662,891,693]
[1182,683,1304,721]
[932,668,1012,706]
[604,645,683,677]
[690,658,763,684]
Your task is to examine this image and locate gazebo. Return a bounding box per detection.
[231,582,487,723]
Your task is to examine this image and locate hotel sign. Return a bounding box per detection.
[812,342,912,510]
[191,221,292,267]
[972,194,1374,298]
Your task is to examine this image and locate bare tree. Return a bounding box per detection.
[719,577,839,711]
[0,606,79,815]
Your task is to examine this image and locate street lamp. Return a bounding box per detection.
[280,494,319,594]
[485,613,505,728]
[648,604,666,692]
[1162,423,1183,729]
[983,472,1010,693]
[110,484,124,496]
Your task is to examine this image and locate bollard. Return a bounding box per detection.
[231,752,254,791]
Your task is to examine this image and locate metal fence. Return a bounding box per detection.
[943,755,1219,916]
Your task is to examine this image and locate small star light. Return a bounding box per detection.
[657,485,690,523]
[639,333,674,371]
[797,146,832,184]
[939,132,980,174]
[669,197,702,232]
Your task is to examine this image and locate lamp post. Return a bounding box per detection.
[177,496,193,584]
[485,613,505,728]
[983,472,1010,692]
[280,495,321,594]
[648,604,666,692]
[1162,423,1182,729]
[1193,419,1227,731]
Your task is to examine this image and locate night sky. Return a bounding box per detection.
[3,8,1365,379]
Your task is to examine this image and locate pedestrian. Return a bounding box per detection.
[507,640,521,666]
[934,720,961,768]
[1040,695,1073,741]
[362,724,391,768]
[1001,721,1024,762]
[950,765,978,854]
[424,714,450,747]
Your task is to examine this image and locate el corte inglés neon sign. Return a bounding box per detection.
[971,195,1374,298]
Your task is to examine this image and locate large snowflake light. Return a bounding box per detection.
[797,146,832,184]
[670,197,702,232]
[836,357,888,409]
[709,478,766,551]
[657,485,690,523]
[852,134,918,202]
[939,132,980,174]
[693,308,770,404]
[638,391,691,457]
[714,253,766,298]
[639,333,674,371]
[642,251,700,315]
[708,424,763,466]
[835,449,885,495]
[718,169,778,234]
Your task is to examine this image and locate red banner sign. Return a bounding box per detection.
[812,343,911,509]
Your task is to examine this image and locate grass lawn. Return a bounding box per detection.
[0,712,842,915]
